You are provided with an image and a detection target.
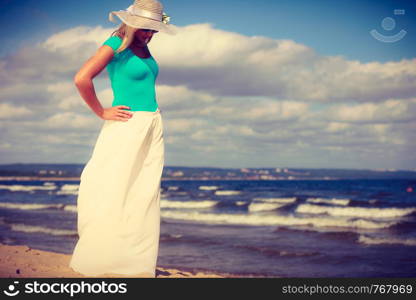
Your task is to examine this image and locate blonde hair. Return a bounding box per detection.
[110,23,138,53]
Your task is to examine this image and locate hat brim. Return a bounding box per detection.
[109,11,178,35]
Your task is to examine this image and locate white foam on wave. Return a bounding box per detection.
[43,182,56,186]
[358,235,416,246]
[253,197,296,204]
[0,184,56,192]
[199,186,219,190]
[161,211,396,229]
[236,201,247,206]
[215,190,241,196]
[0,202,66,210]
[56,184,79,195]
[10,223,77,236]
[63,205,77,213]
[56,190,79,195]
[60,184,79,191]
[248,202,288,212]
[306,198,350,206]
[296,203,416,219]
[161,200,217,209]
[174,192,188,196]
[167,186,179,191]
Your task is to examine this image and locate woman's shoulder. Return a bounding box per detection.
[102,34,123,52]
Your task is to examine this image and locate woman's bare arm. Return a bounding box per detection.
[74,45,132,121]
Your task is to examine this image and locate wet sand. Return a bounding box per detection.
[0,244,230,278]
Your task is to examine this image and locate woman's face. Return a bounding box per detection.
[134,29,158,46]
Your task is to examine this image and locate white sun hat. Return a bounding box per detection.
[109,0,177,35]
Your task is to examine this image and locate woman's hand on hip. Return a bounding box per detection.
[100,106,133,121]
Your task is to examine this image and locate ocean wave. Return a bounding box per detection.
[215,190,241,196]
[56,184,79,195]
[296,203,416,219]
[199,186,219,190]
[0,202,66,211]
[0,184,56,192]
[235,245,320,258]
[306,198,350,206]
[161,200,217,209]
[160,233,183,242]
[358,235,416,246]
[9,223,77,236]
[173,191,188,196]
[0,200,218,212]
[248,202,288,212]
[252,197,297,204]
[63,205,77,213]
[161,211,396,229]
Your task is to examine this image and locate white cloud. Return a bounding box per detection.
[164,118,207,133]
[325,122,351,133]
[324,98,416,123]
[42,112,98,129]
[2,23,415,104]
[156,84,216,112]
[0,103,33,119]
[150,23,416,102]
[40,25,112,53]
[0,24,415,168]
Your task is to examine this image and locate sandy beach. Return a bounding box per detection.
[0,244,229,278]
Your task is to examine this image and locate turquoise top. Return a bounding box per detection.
[102,35,159,112]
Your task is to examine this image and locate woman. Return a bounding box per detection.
[69,0,176,277]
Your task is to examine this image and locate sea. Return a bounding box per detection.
[0,178,415,277]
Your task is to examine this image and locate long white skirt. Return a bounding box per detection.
[69,109,164,277]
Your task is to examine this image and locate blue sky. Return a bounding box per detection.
[0,0,415,170]
[1,0,415,61]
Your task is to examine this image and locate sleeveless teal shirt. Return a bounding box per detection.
[102,35,159,112]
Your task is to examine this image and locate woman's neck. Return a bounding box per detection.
[129,42,151,58]
[131,43,145,49]
[131,38,147,49]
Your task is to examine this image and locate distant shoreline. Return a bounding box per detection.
[1,175,415,181]
[0,176,82,181]
[0,176,342,181]
[1,164,415,181]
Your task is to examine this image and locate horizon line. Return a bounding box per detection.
[0,162,415,172]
